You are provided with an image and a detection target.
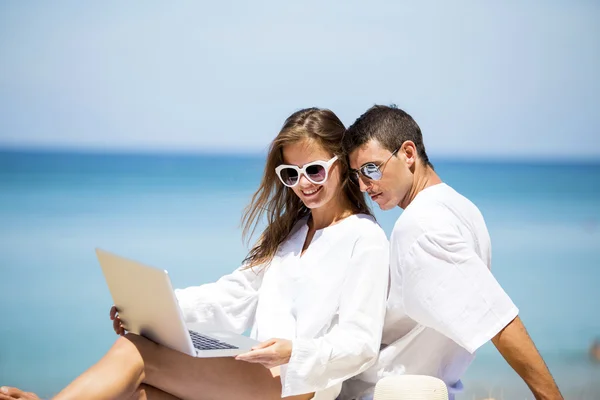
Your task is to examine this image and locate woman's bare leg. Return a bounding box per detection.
[0,383,179,400]
[1,333,313,400]
[124,333,313,400]
[50,333,146,399]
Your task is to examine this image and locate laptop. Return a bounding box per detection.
[95,248,259,357]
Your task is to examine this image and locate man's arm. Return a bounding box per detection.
[400,230,563,399]
[492,316,563,400]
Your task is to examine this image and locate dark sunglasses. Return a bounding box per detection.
[350,149,399,182]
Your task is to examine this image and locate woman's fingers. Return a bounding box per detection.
[235,351,259,362]
[0,386,41,399]
[109,305,117,320]
[112,316,126,335]
[235,347,274,363]
[235,353,276,369]
[110,306,127,335]
[251,339,276,351]
[236,338,291,369]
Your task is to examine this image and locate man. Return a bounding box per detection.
[339,105,562,400]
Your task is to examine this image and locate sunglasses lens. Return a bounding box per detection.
[280,168,299,186]
[362,164,382,180]
[305,164,326,183]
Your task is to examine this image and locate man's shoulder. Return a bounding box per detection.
[393,184,482,234]
[392,200,454,238]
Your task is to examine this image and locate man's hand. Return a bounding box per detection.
[493,316,563,400]
[234,338,292,369]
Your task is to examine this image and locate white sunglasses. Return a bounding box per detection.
[275,156,338,187]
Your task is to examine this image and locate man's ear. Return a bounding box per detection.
[401,141,417,166]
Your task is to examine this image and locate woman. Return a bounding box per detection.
[0,108,389,400]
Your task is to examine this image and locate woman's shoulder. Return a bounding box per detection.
[348,213,388,243]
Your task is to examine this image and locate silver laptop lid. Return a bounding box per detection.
[95,248,195,356]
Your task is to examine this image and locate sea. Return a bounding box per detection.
[1,150,599,399]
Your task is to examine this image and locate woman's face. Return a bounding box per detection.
[280,139,342,210]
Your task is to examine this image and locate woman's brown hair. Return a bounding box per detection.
[241,107,372,269]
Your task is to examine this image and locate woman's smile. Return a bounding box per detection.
[301,186,323,197]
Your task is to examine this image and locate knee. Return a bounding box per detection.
[134,384,180,400]
[111,333,156,364]
[122,332,155,350]
[120,333,164,377]
[127,385,144,400]
[129,384,152,400]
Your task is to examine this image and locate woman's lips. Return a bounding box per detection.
[302,186,323,198]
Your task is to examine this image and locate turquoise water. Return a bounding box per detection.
[1,150,599,398]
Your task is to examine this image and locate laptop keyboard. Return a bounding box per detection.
[189,330,239,350]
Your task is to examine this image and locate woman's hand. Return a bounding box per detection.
[109,305,126,336]
[235,338,292,369]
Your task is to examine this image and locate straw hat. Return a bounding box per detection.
[373,375,449,400]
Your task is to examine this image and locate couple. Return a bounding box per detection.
[1,106,562,400]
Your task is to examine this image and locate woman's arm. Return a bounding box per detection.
[280,236,389,396]
[174,265,264,334]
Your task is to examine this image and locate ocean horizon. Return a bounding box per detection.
[1,149,599,399]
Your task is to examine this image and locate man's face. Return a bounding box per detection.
[349,139,413,210]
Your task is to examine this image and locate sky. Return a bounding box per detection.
[0,1,599,159]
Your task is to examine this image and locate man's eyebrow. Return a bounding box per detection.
[360,160,381,167]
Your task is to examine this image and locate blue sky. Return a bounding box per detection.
[0,1,599,159]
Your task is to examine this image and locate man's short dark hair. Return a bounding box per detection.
[343,104,433,168]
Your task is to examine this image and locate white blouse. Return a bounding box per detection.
[174,213,389,397]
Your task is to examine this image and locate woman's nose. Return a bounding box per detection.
[297,173,312,187]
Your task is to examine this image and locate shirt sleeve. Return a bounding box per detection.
[401,230,519,354]
[173,265,263,334]
[280,235,390,397]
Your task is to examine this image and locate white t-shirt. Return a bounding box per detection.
[174,213,389,398]
[340,183,519,400]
